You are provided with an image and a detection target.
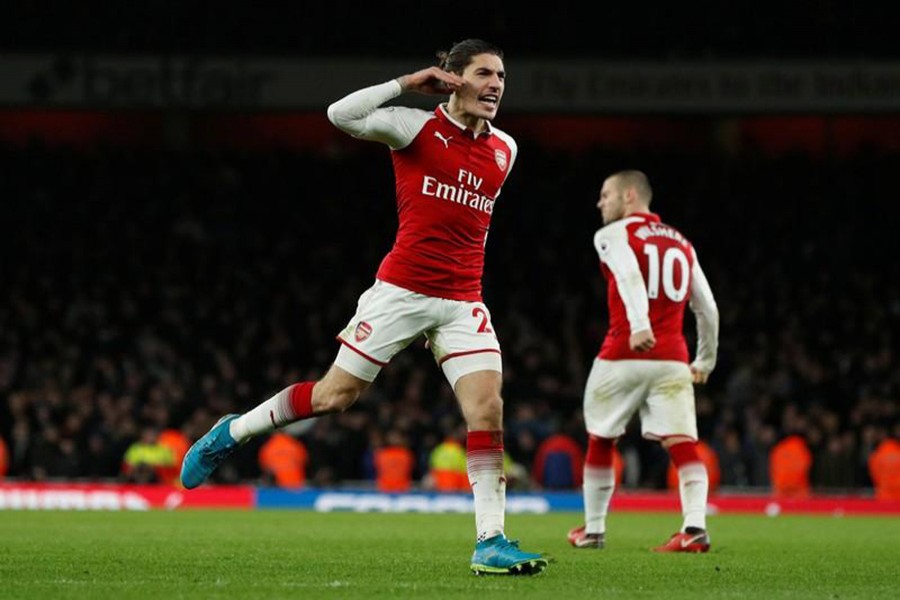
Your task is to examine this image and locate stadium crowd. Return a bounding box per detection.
[0,136,897,495]
[2,2,894,60]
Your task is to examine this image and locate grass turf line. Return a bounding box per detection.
[0,511,897,599]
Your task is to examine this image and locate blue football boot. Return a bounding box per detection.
[180,414,241,489]
[470,534,548,575]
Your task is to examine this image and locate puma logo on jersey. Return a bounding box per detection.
[434,131,453,148]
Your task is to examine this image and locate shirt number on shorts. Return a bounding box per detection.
[643,243,690,302]
[472,307,493,334]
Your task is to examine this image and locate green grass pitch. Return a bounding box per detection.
[1,510,897,599]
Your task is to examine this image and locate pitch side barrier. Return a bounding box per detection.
[255,489,900,516]
[1,482,898,514]
[0,482,254,510]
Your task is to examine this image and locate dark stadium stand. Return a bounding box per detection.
[0,127,896,491]
[1,2,896,60]
[0,4,896,494]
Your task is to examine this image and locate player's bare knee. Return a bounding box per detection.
[486,393,503,416]
[463,393,503,429]
[322,387,360,413]
[312,378,367,414]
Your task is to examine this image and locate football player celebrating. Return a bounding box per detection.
[181,39,547,576]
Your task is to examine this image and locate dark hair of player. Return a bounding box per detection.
[436,39,504,75]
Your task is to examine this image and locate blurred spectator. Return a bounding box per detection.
[868,435,900,501]
[769,434,813,498]
[121,427,173,484]
[713,427,750,487]
[374,430,415,492]
[0,435,8,477]
[426,424,469,492]
[9,420,32,476]
[83,433,122,480]
[813,431,858,491]
[258,431,308,489]
[156,427,191,487]
[54,437,83,480]
[746,422,777,487]
[29,427,61,481]
[531,432,583,489]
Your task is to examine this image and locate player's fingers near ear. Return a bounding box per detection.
[415,67,447,86]
[437,70,464,88]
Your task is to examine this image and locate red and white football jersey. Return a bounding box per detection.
[328,81,517,301]
[594,212,718,369]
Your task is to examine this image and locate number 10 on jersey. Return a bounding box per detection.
[643,244,690,302]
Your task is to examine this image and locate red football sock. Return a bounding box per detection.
[585,435,615,468]
[668,440,701,468]
[288,382,315,419]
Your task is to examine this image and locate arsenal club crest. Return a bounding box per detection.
[494,149,508,171]
[354,321,373,343]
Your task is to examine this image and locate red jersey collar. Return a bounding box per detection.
[436,104,493,138]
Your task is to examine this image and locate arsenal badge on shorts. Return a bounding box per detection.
[354,321,373,342]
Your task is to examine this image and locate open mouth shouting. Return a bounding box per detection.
[477,93,500,113]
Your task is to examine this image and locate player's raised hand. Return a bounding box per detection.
[398,67,465,95]
[629,329,656,353]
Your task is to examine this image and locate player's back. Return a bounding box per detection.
[597,212,695,362]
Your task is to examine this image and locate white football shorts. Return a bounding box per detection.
[335,279,502,388]
[583,358,698,441]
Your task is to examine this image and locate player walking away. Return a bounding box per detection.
[181,39,547,576]
[567,170,719,553]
